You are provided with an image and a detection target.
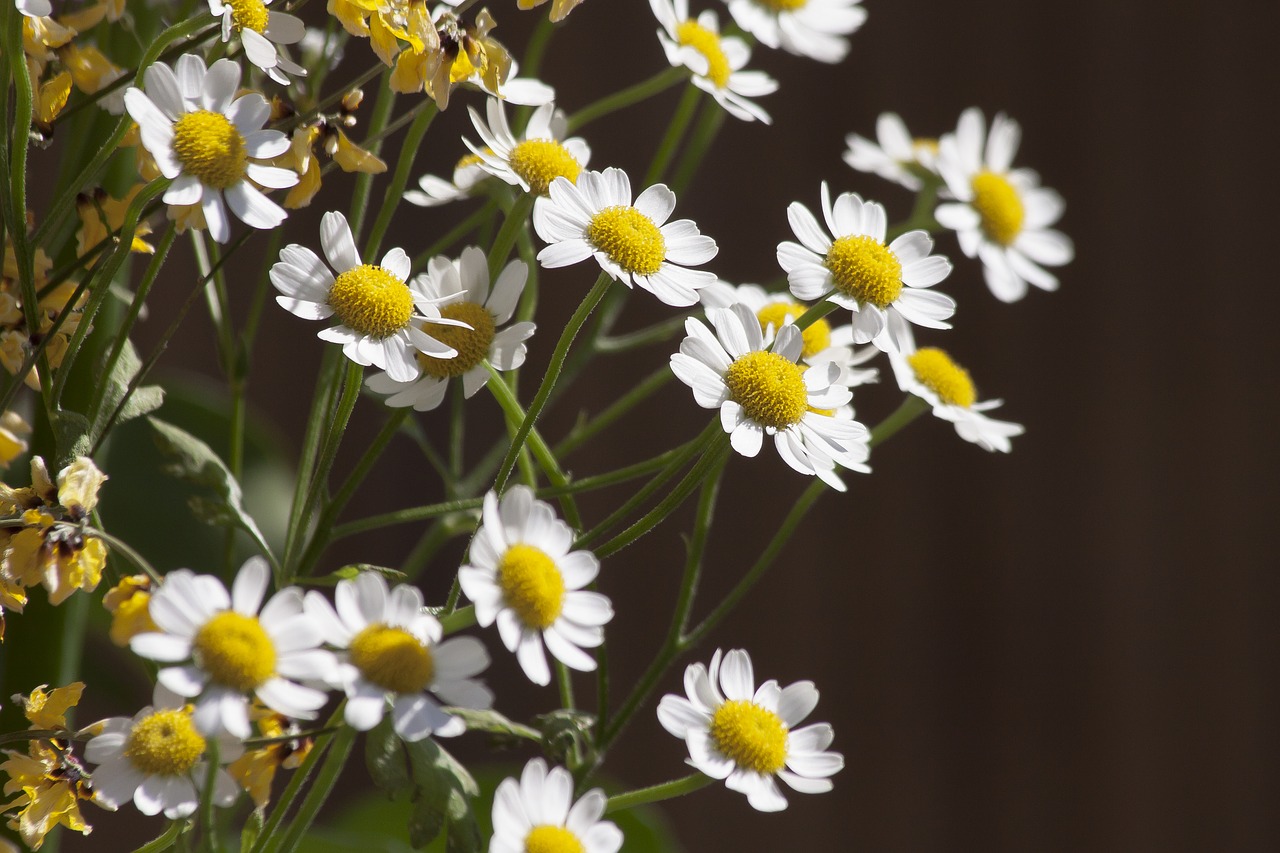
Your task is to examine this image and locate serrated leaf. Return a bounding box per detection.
[148,417,276,564]
[365,715,412,794]
[51,409,93,466]
[93,339,165,439]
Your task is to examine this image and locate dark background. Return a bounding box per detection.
[22,0,1280,850]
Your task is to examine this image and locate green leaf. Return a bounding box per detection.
[241,807,264,851]
[92,338,164,437]
[51,409,93,466]
[365,715,412,794]
[405,739,481,853]
[442,709,540,743]
[147,416,275,563]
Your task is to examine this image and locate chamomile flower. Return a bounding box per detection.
[489,758,623,853]
[15,0,50,18]
[933,108,1074,302]
[366,247,535,411]
[270,211,470,381]
[458,487,613,687]
[85,698,241,818]
[303,572,493,742]
[652,0,778,124]
[404,150,492,207]
[671,302,870,490]
[844,112,941,192]
[123,55,298,243]
[533,167,717,307]
[722,0,866,64]
[658,648,843,812]
[129,557,334,739]
[889,341,1024,453]
[466,99,589,197]
[777,182,955,353]
[208,0,306,85]
[700,280,879,387]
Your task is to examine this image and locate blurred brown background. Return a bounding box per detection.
[20,0,1280,850]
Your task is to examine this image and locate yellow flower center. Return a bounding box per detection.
[824,235,903,308]
[586,206,665,277]
[225,0,269,33]
[906,347,976,408]
[709,699,788,775]
[124,709,206,776]
[524,825,585,853]
[455,151,487,171]
[970,170,1024,247]
[171,110,248,191]
[676,20,731,89]
[348,623,435,694]
[508,139,582,196]
[416,301,495,379]
[755,302,831,360]
[723,350,808,430]
[192,611,276,691]
[756,0,808,10]
[497,543,565,630]
[328,264,414,339]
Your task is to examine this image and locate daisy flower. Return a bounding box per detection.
[270,210,470,381]
[533,167,717,308]
[208,0,306,85]
[85,697,241,819]
[652,0,778,124]
[123,55,298,243]
[129,557,334,739]
[722,0,866,64]
[933,108,1074,302]
[15,0,51,17]
[888,340,1024,453]
[466,99,590,197]
[303,572,492,742]
[489,758,623,853]
[366,247,535,411]
[700,280,879,387]
[844,112,941,192]
[777,182,955,353]
[458,486,613,687]
[658,648,843,812]
[671,302,870,491]
[404,150,493,207]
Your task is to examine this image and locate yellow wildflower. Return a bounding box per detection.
[13,683,85,731]
[517,0,586,22]
[227,708,314,809]
[0,411,31,470]
[0,741,93,850]
[102,574,158,646]
[75,185,156,256]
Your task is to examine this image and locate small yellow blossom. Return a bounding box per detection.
[0,741,93,850]
[102,574,158,646]
[517,0,587,22]
[228,708,314,809]
[270,93,387,209]
[13,683,86,731]
[0,411,31,470]
[76,185,156,256]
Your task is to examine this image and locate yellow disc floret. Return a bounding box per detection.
[125,709,206,776]
[524,825,585,853]
[497,544,565,630]
[676,20,731,89]
[192,611,276,691]
[586,206,665,277]
[756,302,831,360]
[756,0,808,10]
[508,139,581,195]
[709,699,788,775]
[970,171,1024,247]
[225,0,269,33]
[171,110,248,190]
[328,264,414,339]
[824,235,903,308]
[724,350,808,430]
[416,301,495,379]
[906,347,976,408]
[349,623,435,694]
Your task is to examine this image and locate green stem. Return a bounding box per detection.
[493,273,612,493]
[886,179,942,241]
[487,194,535,279]
[870,395,929,447]
[644,83,701,187]
[554,365,672,458]
[128,822,185,853]
[281,350,342,583]
[364,102,437,259]
[567,66,688,133]
[592,437,728,559]
[438,605,475,635]
[671,95,726,196]
[556,662,575,711]
[604,773,712,814]
[347,70,396,241]
[594,315,689,353]
[270,725,357,853]
[250,711,341,853]
[410,199,497,273]
[200,737,221,853]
